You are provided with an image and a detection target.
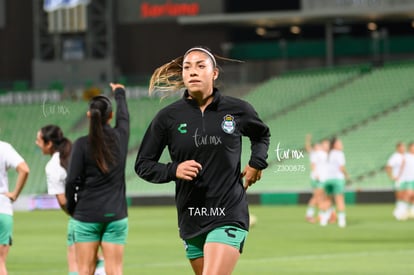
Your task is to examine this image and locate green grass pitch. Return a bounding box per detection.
[7,204,414,274]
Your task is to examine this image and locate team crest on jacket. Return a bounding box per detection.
[221,114,236,134]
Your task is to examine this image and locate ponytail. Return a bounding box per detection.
[40,125,72,170]
[149,45,243,96]
[88,95,115,174]
[149,56,184,96]
[57,137,72,170]
[329,137,337,151]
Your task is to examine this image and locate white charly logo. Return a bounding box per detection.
[221,114,236,134]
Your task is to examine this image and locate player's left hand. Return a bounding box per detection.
[241,165,262,190]
[109,83,125,92]
[4,192,16,202]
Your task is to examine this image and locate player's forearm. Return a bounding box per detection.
[385,166,394,180]
[305,134,312,153]
[341,166,350,180]
[56,194,70,215]
[12,162,30,201]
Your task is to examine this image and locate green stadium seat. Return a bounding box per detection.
[2,61,414,195]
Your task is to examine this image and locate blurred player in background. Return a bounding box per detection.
[319,137,349,227]
[0,141,30,275]
[36,125,105,275]
[304,134,328,223]
[66,83,129,275]
[385,142,407,220]
[405,143,414,218]
[396,142,414,220]
[135,46,270,275]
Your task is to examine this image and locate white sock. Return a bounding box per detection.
[396,201,409,218]
[396,201,407,211]
[306,207,315,217]
[94,258,105,275]
[320,209,332,226]
[338,212,346,227]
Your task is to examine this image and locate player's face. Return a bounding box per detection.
[397,144,406,154]
[334,139,343,150]
[321,140,330,152]
[182,51,218,97]
[313,143,321,151]
[35,131,52,155]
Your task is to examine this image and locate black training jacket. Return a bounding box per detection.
[66,88,129,222]
[135,89,270,239]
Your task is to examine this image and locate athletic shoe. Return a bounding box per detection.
[338,219,346,228]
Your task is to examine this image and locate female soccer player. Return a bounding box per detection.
[0,140,29,275]
[135,46,270,275]
[385,142,407,220]
[397,142,414,219]
[36,125,105,275]
[319,137,349,227]
[66,83,129,275]
[304,134,329,223]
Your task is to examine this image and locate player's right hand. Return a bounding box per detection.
[176,160,202,181]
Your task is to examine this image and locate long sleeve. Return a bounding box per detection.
[240,102,271,170]
[114,87,130,155]
[65,138,85,215]
[135,114,178,183]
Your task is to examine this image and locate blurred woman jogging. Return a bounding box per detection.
[66,83,129,275]
[135,46,270,275]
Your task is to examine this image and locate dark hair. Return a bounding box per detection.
[330,137,338,151]
[396,141,404,148]
[40,125,72,170]
[88,95,115,173]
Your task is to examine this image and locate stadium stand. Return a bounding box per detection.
[0,95,178,195]
[264,61,413,145]
[1,61,413,196]
[244,61,414,192]
[0,100,88,194]
[242,65,367,120]
[343,100,414,190]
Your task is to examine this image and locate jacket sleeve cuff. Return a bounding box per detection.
[167,162,179,181]
[248,159,268,170]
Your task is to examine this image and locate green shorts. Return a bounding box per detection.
[311,179,323,189]
[67,218,75,246]
[323,179,345,195]
[394,181,412,191]
[183,225,248,260]
[72,217,128,244]
[0,214,13,245]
